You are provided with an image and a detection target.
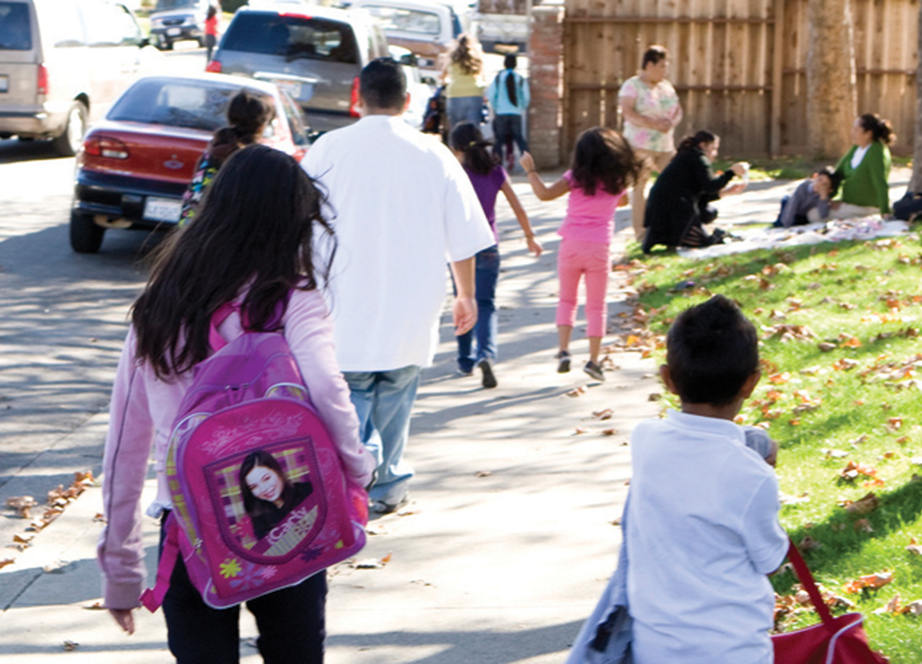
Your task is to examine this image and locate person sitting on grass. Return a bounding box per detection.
[773,166,842,228]
[624,294,788,663]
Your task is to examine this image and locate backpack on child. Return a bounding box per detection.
[140,302,369,610]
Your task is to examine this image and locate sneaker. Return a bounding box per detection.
[372,495,409,515]
[456,366,474,377]
[478,358,498,388]
[583,360,605,382]
[556,350,571,373]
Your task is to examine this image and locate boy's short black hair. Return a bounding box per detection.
[816,166,843,198]
[359,57,407,111]
[666,295,759,406]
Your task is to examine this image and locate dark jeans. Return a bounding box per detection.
[772,195,809,228]
[159,516,327,663]
[456,245,500,373]
[492,114,528,164]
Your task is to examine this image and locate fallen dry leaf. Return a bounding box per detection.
[592,409,613,420]
[474,470,492,478]
[0,557,15,570]
[873,594,902,615]
[842,492,879,515]
[818,342,837,352]
[854,519,874,533]
[906,544,922,555]
[63,641,79,652]
[573,427,588,435]
[844,571,893,594]
[566,387,586,397]
[601,428,618,436]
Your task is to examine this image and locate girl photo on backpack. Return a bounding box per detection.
[97,144,376,663]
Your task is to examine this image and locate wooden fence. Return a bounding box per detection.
[562,0,918,157]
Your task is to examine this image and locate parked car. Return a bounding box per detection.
[149,0,212,51]
[344,0,470,75]
[206,5,389,132]
[0,0,158,156]
[70,73,314,253]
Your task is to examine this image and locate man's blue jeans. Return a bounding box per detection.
[456,245,499,374]
[343,366,422,505]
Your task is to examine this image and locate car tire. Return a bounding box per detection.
[51,102,88,157]
[70,210,105,253]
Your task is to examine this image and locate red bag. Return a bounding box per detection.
[772,540,889,664]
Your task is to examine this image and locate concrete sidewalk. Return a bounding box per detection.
[0,170,909,663]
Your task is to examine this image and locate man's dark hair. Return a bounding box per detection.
[666,295,758,406]
[359,57,407,111]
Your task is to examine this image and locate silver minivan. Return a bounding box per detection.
[0,0,154,156]
[208,5,390,132]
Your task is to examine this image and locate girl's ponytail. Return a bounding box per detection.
[503,54,518,107]
[677,130,717,153]
[450,122,498,175]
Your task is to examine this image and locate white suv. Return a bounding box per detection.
[0,0,154,155]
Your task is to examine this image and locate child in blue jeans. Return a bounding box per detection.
[450,122,542,388]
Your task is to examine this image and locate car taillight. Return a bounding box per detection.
[36,64,48,96]
[83,136,130,160]
[205,59,222,73]
[349,77,360,118]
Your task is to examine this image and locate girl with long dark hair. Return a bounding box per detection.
[487,54,530,171]
[520,127,642,381]
[98,144,375,662]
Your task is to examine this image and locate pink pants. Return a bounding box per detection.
[556,238,610,337]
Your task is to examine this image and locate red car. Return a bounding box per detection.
[70,73,314,253]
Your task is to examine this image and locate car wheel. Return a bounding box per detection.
[51,102,88,157]
[163,38,173,51]
[70,210,105,253]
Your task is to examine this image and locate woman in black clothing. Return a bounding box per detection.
[642,131,748,253]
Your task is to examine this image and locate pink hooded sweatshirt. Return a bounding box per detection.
[97,287,376,609]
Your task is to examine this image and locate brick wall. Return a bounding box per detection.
[527,5,564,168]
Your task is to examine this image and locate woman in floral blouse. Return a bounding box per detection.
[619,45,683,242]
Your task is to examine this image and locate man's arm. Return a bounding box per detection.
[449,256,477,335]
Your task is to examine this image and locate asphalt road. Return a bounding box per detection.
[0,47,207,543]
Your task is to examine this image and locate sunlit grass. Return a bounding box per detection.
[623,234,922,662]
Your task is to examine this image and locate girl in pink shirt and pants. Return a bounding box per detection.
[520,128,642,381]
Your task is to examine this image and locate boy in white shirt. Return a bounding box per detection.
[626,295,789,663]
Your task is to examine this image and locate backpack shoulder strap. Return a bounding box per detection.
[140,512,180,612]
[208,301,239,352]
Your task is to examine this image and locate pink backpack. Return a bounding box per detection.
[140,303,368,610]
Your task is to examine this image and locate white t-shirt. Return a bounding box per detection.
[851,144,870,169]
[303,115,493,372]
[626,410,788,664]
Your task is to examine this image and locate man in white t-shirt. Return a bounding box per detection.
[626,295,788,663]
[303,58,494,514]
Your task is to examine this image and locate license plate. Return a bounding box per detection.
[0,76,7,93]
[167,27,182,36]
[143,197,182,223]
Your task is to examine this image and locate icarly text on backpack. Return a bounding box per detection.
[140,302,368,610]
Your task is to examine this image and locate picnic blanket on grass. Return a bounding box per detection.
[677,216,911,260]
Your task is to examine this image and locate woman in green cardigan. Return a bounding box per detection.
[831,113,894,218]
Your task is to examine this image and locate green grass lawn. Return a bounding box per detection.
[620,234,922,662]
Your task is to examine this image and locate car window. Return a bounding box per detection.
[223,14,358,64]
[279,89,310,147]
[44,2,87,48]
[108,79,238,131]
[155,0,201,10]
[0,2,32,50]
[360,6,440,36]
[84,3,143,47]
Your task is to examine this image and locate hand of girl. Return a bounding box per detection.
[109,608,136,635]
[526,235,543,257]
[519,151,536,173]
[730,162,749,176]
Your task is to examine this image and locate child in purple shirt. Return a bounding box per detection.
[449,122,542,388]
